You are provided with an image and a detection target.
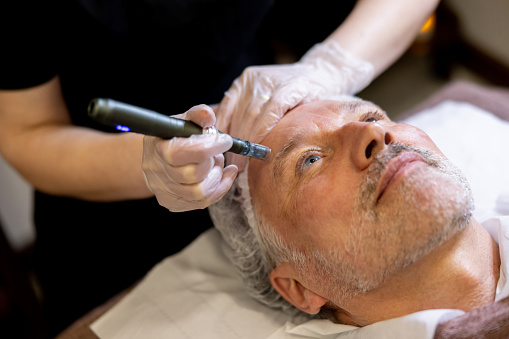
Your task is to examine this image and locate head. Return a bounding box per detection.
[210,97,474,324]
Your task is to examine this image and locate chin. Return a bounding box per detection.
[348,163,474,293]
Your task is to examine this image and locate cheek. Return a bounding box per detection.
[291,172,356,248]
[391,124,444,155]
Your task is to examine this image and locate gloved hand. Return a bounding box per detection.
[216,40,375,170]
[142,104,238,212]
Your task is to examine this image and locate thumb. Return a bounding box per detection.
[208,164,239,204]
[182,104,217,128]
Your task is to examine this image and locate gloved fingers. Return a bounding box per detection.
[229,91,272,136]
[164,155,215,185]
[209,103,219,113]
[158,161,238,212]
[166,157,222,199]
[193,157,238,206]
[160,133,232,166]
[248,103,285,144]
[223,92,274,171]
[251,77,330,135]
[225,152,248,172]
[141,102,239,212]
[235,82,309,147]
[215,83,241,134]
[216,66,265,134]
[178,104,217,128]
[203,163,238,205]
[219,65,310,143]
[260,76,318,117]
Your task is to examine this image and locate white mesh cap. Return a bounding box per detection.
[209,168,302,316]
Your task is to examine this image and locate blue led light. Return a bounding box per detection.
[116,125,131,132]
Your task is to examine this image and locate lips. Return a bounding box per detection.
[375,152,425,202]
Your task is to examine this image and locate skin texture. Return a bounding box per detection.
[247,99,500,326]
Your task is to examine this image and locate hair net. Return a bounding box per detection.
[208,168,308,318]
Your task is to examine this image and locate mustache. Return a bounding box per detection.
[359,143,441,203]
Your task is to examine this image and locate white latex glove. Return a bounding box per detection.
[142,104,238,212]
[216,40,374,170]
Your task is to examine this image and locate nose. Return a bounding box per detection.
[345,122,393,171]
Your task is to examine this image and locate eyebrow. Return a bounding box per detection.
[345,100,383,115]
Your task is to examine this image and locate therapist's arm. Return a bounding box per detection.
[0,76,153,201]
[327,0,439,77]
[434,296,509,339]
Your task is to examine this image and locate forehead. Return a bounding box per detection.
[264,99,386,148]
[274,99,383,129]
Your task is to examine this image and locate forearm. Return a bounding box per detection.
[0,76,153,201]
[327,0,439,76]
[1,125,152,201]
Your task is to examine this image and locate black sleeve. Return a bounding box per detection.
[0,0,59,89]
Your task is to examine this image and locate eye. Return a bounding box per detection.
[304,154,321,167]
[362,111,386,123]
[298,153,322,173]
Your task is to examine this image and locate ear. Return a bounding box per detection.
[270,263,328,315]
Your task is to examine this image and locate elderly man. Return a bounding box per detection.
[210,96,502,330]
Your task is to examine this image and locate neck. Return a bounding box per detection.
[335,219,501,327]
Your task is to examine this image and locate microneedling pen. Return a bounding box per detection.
[87,98,271,161]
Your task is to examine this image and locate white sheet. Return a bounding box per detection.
[91,228,293,339]
[92,101,509,339]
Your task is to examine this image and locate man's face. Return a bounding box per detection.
[248,99,473,299]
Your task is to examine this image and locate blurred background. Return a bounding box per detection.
[359,0,509,117]
[1,0,508,338]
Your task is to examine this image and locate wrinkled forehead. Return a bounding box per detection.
[281,98,382,124]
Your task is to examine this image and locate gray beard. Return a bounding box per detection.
[312,143,474,303]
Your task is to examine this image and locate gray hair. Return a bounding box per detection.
[208,169,313,319]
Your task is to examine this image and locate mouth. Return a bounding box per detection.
[375,152,425,203]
